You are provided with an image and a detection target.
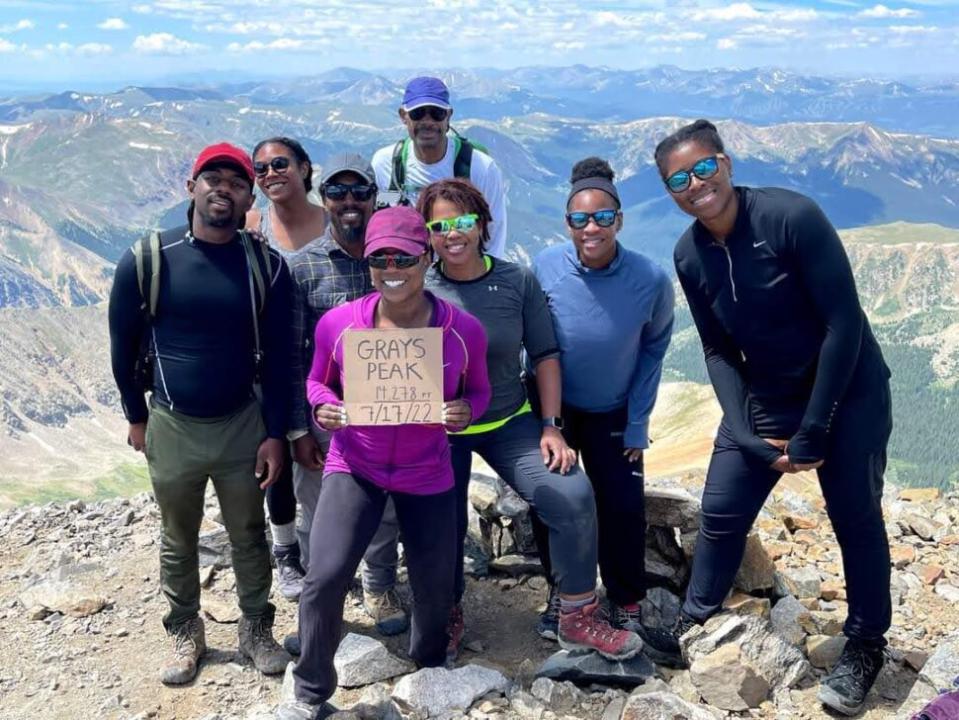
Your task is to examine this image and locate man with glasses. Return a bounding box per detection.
[284,153,409,645]
[108,142,292,685]
[371,76,508,258]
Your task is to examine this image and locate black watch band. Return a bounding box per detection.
[541,416,564,430]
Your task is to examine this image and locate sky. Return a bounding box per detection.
[0,0,957,92]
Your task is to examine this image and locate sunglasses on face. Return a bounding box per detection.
[664,155,721,194]
[565,209,618,230]
[253,156,291,177]
[426,213,478,235]
[321,182,376,202]
[408,106,448,122]
[368,252,425,270]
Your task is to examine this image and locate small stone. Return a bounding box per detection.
[920,565,945,586]
[199,566,215,588]
[202,599,241,624]
[891,546,917,569]
[690,643,769,710]
[392,665,509,717]
[776,566,821,599]
[899,488,940,503]
[536,650,655,687]
[901,513,941,542]
[806,635,846,669]
[724,593,771,619]
[334,633,414,688]
[903,650,928,672]
[783,515,818,532]
[734,534,776,592]
[770,596,810,646]
[935,584,959,603]
[620,690,717,720]
[820,580,844,601]
[530,678,583,712]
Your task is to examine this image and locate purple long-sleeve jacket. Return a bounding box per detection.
[307,291,490,495]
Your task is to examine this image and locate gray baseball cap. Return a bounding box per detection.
[320,152,375,185]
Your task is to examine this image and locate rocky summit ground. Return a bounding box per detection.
[0,469,957,720]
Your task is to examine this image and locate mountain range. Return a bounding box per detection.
[0,65,957,503]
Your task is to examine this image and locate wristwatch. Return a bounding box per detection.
[541,416,564,430]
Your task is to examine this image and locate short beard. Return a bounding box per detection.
[333,218,365,247]
[199,212,234,229]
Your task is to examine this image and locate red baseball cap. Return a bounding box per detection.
[191,142,255,186]
[364,206,430,258]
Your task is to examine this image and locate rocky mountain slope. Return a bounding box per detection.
[0,466,956,720]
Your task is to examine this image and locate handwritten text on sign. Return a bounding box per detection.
[343,327,444,425]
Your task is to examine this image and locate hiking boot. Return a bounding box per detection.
[283,632,301,656]
[161,616,206,685]
[817,639,885,716]
[362,588,409,636]
[275,554,305,602]
[447,603,465,660]
[274,699,338,720]
[238,613,291,675]
[611,602,687,668]
[558,600,643,661]
[536,585,560,641]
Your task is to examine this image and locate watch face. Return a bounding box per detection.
[543,416,564,430]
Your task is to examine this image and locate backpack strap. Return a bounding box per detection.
[389,140,406,191]
[132,230,162,320]
[452,136,473,179]
[238,230,271,375]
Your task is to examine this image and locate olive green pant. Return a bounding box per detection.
[145,399,272,630]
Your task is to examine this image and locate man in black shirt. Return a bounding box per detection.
[654,120,893,716]
[109,143,293,685]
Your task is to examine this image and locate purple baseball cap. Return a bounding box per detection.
[402,76,451,111]
[364,206,430,258]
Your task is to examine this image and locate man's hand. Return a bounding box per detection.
[292,433,325,471]
[765,438,824,473]
[442,400,472,432]
[623,447,644,464]
[540,427,577,474]
[315,403,347,430]
[127,422,147,453]
[255,438,284,489]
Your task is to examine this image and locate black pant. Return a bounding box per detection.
[265,440,296,526]
[534,405,647,606]
[292,473,455,705]
[683,382,893,644]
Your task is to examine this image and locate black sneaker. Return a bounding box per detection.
[817,639,885,716]
[275,554,306,602]
[283,632,300,657]
[611,604,693,669]
[536,585,560,641]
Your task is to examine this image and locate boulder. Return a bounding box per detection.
[334,633,414,688]
[640,586,682,629]
[620,690,718,720]
[19,563,109,619]
[769,596,810,646]
[536,649,655,687]
[689,643,770,711]
[734,534,777,592]
[645,486,701,532]
[775,566,821,599]
[529,677,583,713]
[391,665,509,717]
[805,635,845,669]
[902,631,959,715]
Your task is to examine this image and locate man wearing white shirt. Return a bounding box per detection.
[372,76,508,258]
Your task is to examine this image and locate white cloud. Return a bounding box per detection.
[132,32,206,55]
[0,39,19,53]
[858,4,920,18]
[132,4,153,13]
[717,37,739,49]
[98,18,129,30]
[689,3,761,22]
[57,22,69,30]
[0,19,34,33]
[889,24,938,33]
[77,43,113,56]
[227,38,327,53]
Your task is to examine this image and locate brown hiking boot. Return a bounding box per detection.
[161,616,206,685]
[238,613,291,675]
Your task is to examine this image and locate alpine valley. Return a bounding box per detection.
[1,65,958,506]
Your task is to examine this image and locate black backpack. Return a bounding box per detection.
[131,227,273,389]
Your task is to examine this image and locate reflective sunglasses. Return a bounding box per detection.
[426,213,478,235]
[408,106,448,122]
[321,182,376,202]
[253,156,291,177]
[664,155,721,194]
[368,252,425,270]
[565,209,618,230]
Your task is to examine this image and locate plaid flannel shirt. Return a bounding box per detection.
[288,228,373,432]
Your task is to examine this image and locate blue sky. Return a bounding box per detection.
[0,0,957,91]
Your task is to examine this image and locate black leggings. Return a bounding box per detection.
[265,441,295,526]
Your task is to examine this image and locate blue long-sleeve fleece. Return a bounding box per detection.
[532,242,674,449]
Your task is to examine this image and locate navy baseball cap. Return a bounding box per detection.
[402,76,451,111]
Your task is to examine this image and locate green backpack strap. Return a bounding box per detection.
[389,139,406,192]
[132,230,162,319]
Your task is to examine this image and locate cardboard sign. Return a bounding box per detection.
[343,327,444,426]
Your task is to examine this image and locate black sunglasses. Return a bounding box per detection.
[368,252,425,270]
[408,106,448,122]
[566,209,619,230]
[664,155,721,194]
[253,156,291,177]
[321,182,376,202]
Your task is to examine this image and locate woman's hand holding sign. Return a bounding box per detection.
[315,402,348,430]
[441,399,472,432]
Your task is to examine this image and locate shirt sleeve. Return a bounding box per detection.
[624,271,675,449]
[306,313,344,426]
[260,253,293,439]
[108,248,150,424]
[459,314,492,424]
[675,253,782,466]
[520,267,560,366]
[476,156,507,259]
[785,199,865,464]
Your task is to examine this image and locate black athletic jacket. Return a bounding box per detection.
[674,186,890,465]
[108,225,293,439]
